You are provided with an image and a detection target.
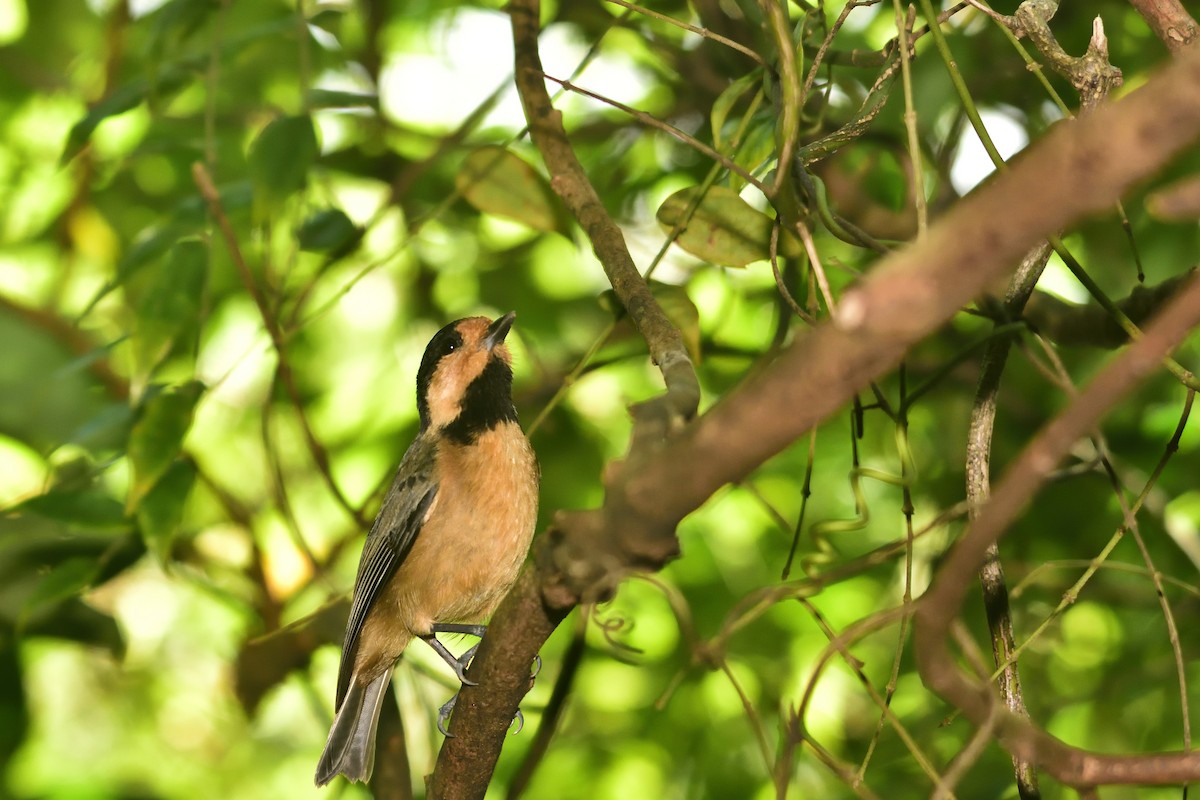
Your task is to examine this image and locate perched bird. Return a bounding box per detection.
[315,311,539,786]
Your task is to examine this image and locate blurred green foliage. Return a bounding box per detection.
[0,1,1199,799]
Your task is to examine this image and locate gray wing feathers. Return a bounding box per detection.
[334,436,438,707]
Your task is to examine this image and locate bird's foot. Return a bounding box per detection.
[419,635,479,686]
[437,692,525,737]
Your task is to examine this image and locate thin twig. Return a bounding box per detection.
[602,0,763,64]
[539,73,768,196]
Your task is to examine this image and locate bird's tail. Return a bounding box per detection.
[314,671,391,786]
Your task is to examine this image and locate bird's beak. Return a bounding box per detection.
[483,311,516,351]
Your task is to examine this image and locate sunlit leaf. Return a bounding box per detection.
[248,115,319,206]
[133,238,208,375]
[297,208,362,256]
[656,185,802,267]
[135,459,195,561]
[455,146,566,234]
[61,69,192,163]
[126,381,203,512]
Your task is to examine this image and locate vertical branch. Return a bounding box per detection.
[892,2,928,237]
[964,242,1051,800]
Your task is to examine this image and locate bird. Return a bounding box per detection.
[314,311,539,787]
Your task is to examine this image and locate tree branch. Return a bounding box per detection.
[509,0,699,430]
[425,38,1200,800]
[1128,0,1199,53]
[966,242,1052,800]
[914,267,1200,787]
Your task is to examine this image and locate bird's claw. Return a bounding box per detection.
[437,695,457,737]
[453,643,480,685]
[435,692,526,737]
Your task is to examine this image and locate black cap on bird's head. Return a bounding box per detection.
[416,312,519,440]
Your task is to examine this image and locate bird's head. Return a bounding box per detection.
[416,311,518,441]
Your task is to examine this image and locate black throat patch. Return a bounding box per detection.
[443,357,518,444]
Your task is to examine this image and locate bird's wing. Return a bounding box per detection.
[335,435,439,707]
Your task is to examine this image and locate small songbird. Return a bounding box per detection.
[315,311,539,786]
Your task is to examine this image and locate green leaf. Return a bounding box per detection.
[133,238,208,375]
[126,381,203,512]
[62,69,192,163]
[650,283,702,363]
[455,146,566,234]
[656,186,803,268]
[248,115,319,206]
[297,208,362,256]
[711,71,760,151]
[135,459,195,561]
[148,0,217,57]
[15,490,127,531]
[21,557,100,626]
[117,225,187,282]
[307,89,379,111]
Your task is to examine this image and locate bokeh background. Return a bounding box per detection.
[1,1,1199,798]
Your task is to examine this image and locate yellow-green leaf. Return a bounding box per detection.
[133,238,208,376]
[126,382,203,512]
[651,283,702,363]
[657,185,803,268]
[455,146,566,234]
[249,115,319,207]
[136,459,195,561]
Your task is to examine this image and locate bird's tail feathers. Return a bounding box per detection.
[314,671,391,786]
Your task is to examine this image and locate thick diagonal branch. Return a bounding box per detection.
[427,42,1200,800]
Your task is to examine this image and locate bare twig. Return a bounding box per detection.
[965,243,1052,800]
[539,73,767,195]
[602,0,763,64]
